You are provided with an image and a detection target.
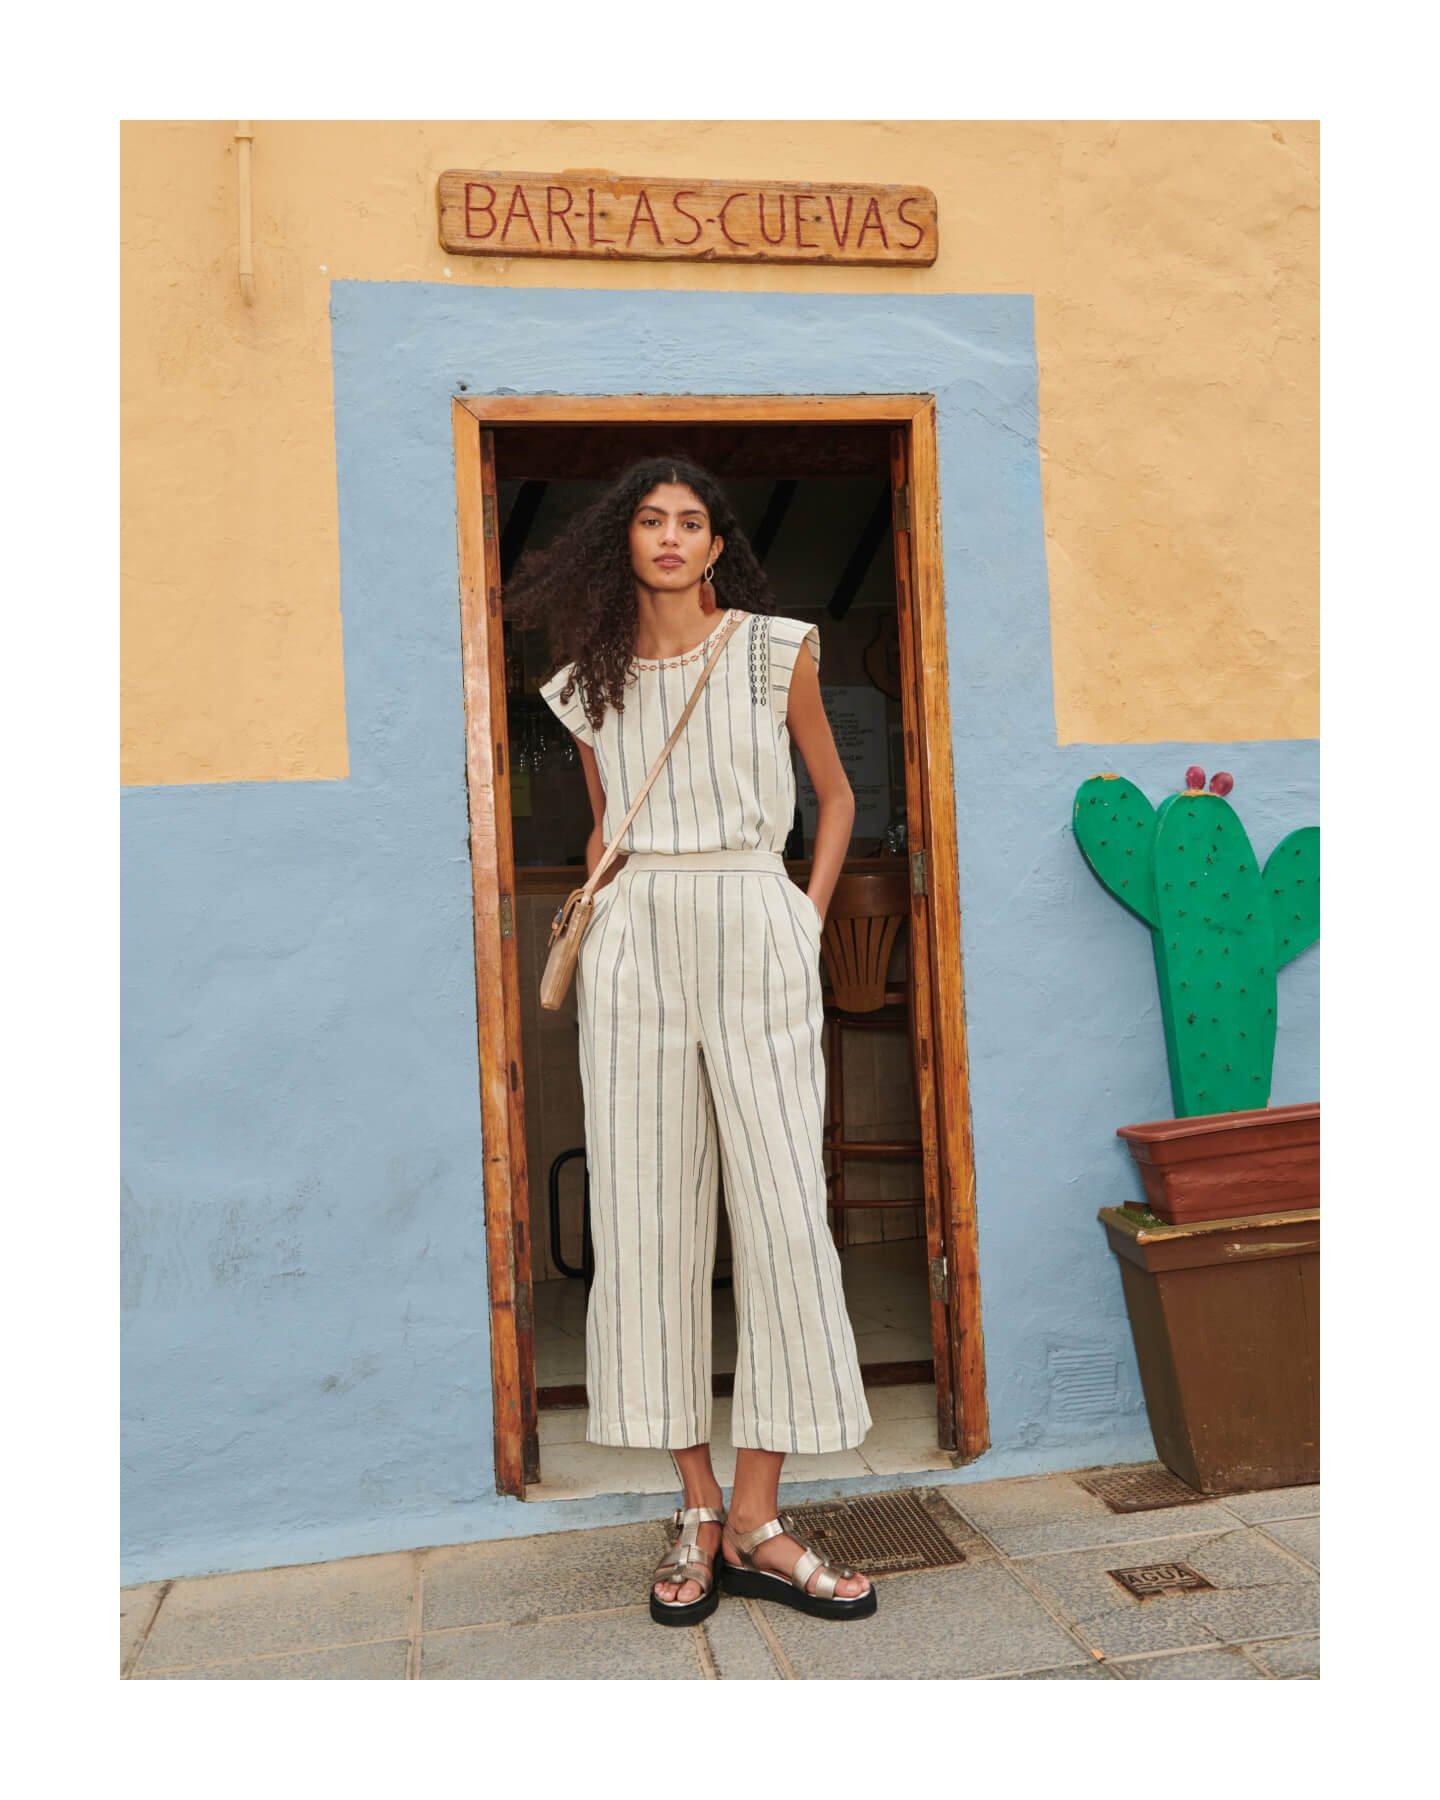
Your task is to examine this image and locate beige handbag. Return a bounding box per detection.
[539,609,744,1011]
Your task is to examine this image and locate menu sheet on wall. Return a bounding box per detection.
[794,686,892,845]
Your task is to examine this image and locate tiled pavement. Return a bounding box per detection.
[120,1463,1319,1680]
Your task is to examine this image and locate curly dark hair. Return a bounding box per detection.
[504,454,777,735]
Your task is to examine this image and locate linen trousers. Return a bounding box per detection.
[573,848,873,1454]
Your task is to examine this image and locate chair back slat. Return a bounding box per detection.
[817,870,910,1012]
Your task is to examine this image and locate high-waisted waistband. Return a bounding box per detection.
[622,849,787,874]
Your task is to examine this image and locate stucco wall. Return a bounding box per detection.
[120,120,1317,784]
[120,283,1319,1583]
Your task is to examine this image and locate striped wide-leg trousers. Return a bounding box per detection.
[573,848,872,1454]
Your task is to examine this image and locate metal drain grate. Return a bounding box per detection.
[778,1490,967,1577]
[1075,1464,1209,1513]
[1108,1561,1215,1600]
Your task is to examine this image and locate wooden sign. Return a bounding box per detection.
[437,169,937,267]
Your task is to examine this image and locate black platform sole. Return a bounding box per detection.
[719,1559,878,1620]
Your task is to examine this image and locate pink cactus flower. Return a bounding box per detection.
[1209,772,1234,796]
[1185,765,1206,791]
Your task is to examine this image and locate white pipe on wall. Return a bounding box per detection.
[236,122,255,305]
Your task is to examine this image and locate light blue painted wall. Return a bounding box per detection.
[120,285,1319,1583]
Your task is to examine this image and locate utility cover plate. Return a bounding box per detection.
[779,1490,966,1576]
[1076,1464,1210,1513]
[1107,1561,1215,1600]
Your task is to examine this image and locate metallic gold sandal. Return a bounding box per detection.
[649,1503,727,1627]
[719,1517,878,1621]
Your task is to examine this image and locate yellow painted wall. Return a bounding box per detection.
[121,120,1318,785]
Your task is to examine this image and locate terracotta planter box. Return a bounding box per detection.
[1100,1206,1319,1494]
[1116,1102,1319,1226]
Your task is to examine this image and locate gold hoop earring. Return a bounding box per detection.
[700,561,718,612]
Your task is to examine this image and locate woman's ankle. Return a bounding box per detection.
[724,1504,778,1534]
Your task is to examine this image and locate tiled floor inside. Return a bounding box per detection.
[534,1237,939,1497]
[120,1464,1320,1679]
[535,1378,952,1498]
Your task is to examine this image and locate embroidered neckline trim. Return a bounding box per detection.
[628,610,740,671]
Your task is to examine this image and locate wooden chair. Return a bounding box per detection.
[814,868,925,1250]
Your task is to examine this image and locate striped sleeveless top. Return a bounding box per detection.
[537,608,820,856]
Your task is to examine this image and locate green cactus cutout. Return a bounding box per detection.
[1072,771,1319,1117]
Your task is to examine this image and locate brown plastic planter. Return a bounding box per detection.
[1100,1206,1319,1494]
[1116,1102,1319,1225]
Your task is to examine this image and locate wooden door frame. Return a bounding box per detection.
[452,392,990,1497]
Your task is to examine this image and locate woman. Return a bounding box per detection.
[511,454,875,1626]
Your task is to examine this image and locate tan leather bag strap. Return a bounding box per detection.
[574,609,743,898]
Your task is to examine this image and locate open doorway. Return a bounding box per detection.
[452,396,988,1500]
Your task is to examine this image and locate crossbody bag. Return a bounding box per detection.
[539,608,744,1011]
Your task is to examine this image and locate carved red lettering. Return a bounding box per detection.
[895,195,927,250]
[824,194,855,248]
[717,192,751,247]
[545,186,577,247]
[501,184,541,244]
[464,182,499,242]
[757,192,788,246]
[626,188,664,247]
[670,189,703,246]
[855,196,889,249]
[791,193,818,250]
[587,188,615,247]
